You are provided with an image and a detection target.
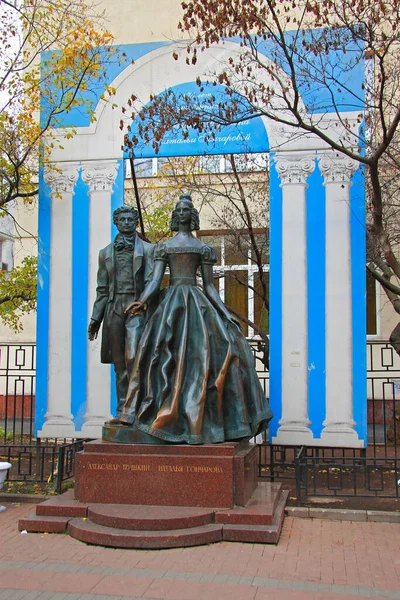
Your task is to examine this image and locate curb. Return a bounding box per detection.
[286,506,400,523]
[0,493,47,504]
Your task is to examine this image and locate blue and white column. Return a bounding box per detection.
[81,160,120,437]
[39,162,80,437]
[272,153,315,444]
[319,151,360,445]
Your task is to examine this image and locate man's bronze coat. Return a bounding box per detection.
[91,235,154,364]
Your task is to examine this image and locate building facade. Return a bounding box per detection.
[1,0,394,448]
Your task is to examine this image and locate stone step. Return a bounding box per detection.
[88,503,215,531]
[215,482,282,525]
[68,519,223,549]
[36,490,88,518]
[222,490,289,544]
[19,513,71,534]
[17,481,288,547]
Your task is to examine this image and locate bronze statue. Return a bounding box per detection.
[117,194,272,444]
[88,206,154,420]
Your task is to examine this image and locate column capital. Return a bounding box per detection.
[274,153,316,185]
[81,160,120,192]
[318,152,359,184]
[44,162,80,195]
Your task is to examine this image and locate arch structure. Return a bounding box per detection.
[36,39,366,448]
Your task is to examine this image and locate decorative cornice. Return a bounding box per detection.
[81,161,120,192]
[44,163,80,195]
[274,153,316,185]
[318,152,359,184]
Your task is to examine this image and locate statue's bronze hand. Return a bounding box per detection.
[88,319,100,341]
[125,300,147,316]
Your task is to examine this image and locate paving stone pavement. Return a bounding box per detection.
[1,502,400,600]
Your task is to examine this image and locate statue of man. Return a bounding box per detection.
[88,206,154,422]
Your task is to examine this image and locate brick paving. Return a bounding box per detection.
[1,501,400,599]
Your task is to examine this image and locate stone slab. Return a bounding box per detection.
[68,519,223,549]
[76,452,233,507]
[233,443,258,506]
[36,490,89,518]
[222,490,288,544]
[88,504,215,530]
[222,523,282,544]
[0,493,47,504]
[19,513,71,533]
[75,442,257,508]
[285,506,310,518]
[215,482,282,526]
[286,506,400,523]
[308,508,366,522]
[17,480,287,546]
[367,510,400,523]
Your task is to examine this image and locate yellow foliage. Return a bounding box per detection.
[0,0,117,209]
[0,1,120,328]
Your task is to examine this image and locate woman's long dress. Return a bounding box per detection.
[121,242,272,444]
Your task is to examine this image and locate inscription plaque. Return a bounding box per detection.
[74,441,257,508]
[85,463,224,474]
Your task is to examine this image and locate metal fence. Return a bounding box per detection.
[258,341,400,503]
[0,439,86,493]
[1,341,400,500]
[0,343,88,492]
[0,343,36,444]
[366,340,400,453]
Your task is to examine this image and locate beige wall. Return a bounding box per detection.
[0,199,37,343]
[102,0,184,45]
[377,288,398,340]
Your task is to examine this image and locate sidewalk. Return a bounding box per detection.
[1,501,400,600]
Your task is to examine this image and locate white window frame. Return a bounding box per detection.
[201,233,269,339]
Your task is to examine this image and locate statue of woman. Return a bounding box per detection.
[119,193,272,444]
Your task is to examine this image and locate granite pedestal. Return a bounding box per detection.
[75,440,258,508]
[19,439,288,547]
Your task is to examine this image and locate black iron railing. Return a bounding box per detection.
[0,344,88,492]
[1,341,400,500]
[55,439,87,493]
[256,340,400,502]
[366,341,400,455]
[0,439,88,493]
[0,343,36,444]
[293,445,400,504]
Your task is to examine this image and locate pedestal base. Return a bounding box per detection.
[19,440,288,547]
[75,440,258,508]
[19,484,288,547]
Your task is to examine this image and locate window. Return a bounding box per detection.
[126,158,154,178]
[0,236,14,272]
[200,155,225,174]
[224,153,269,173]
[366,270,378,336]
[201,153,269,174]
[198,232,269,338]
[125,153,270,179]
